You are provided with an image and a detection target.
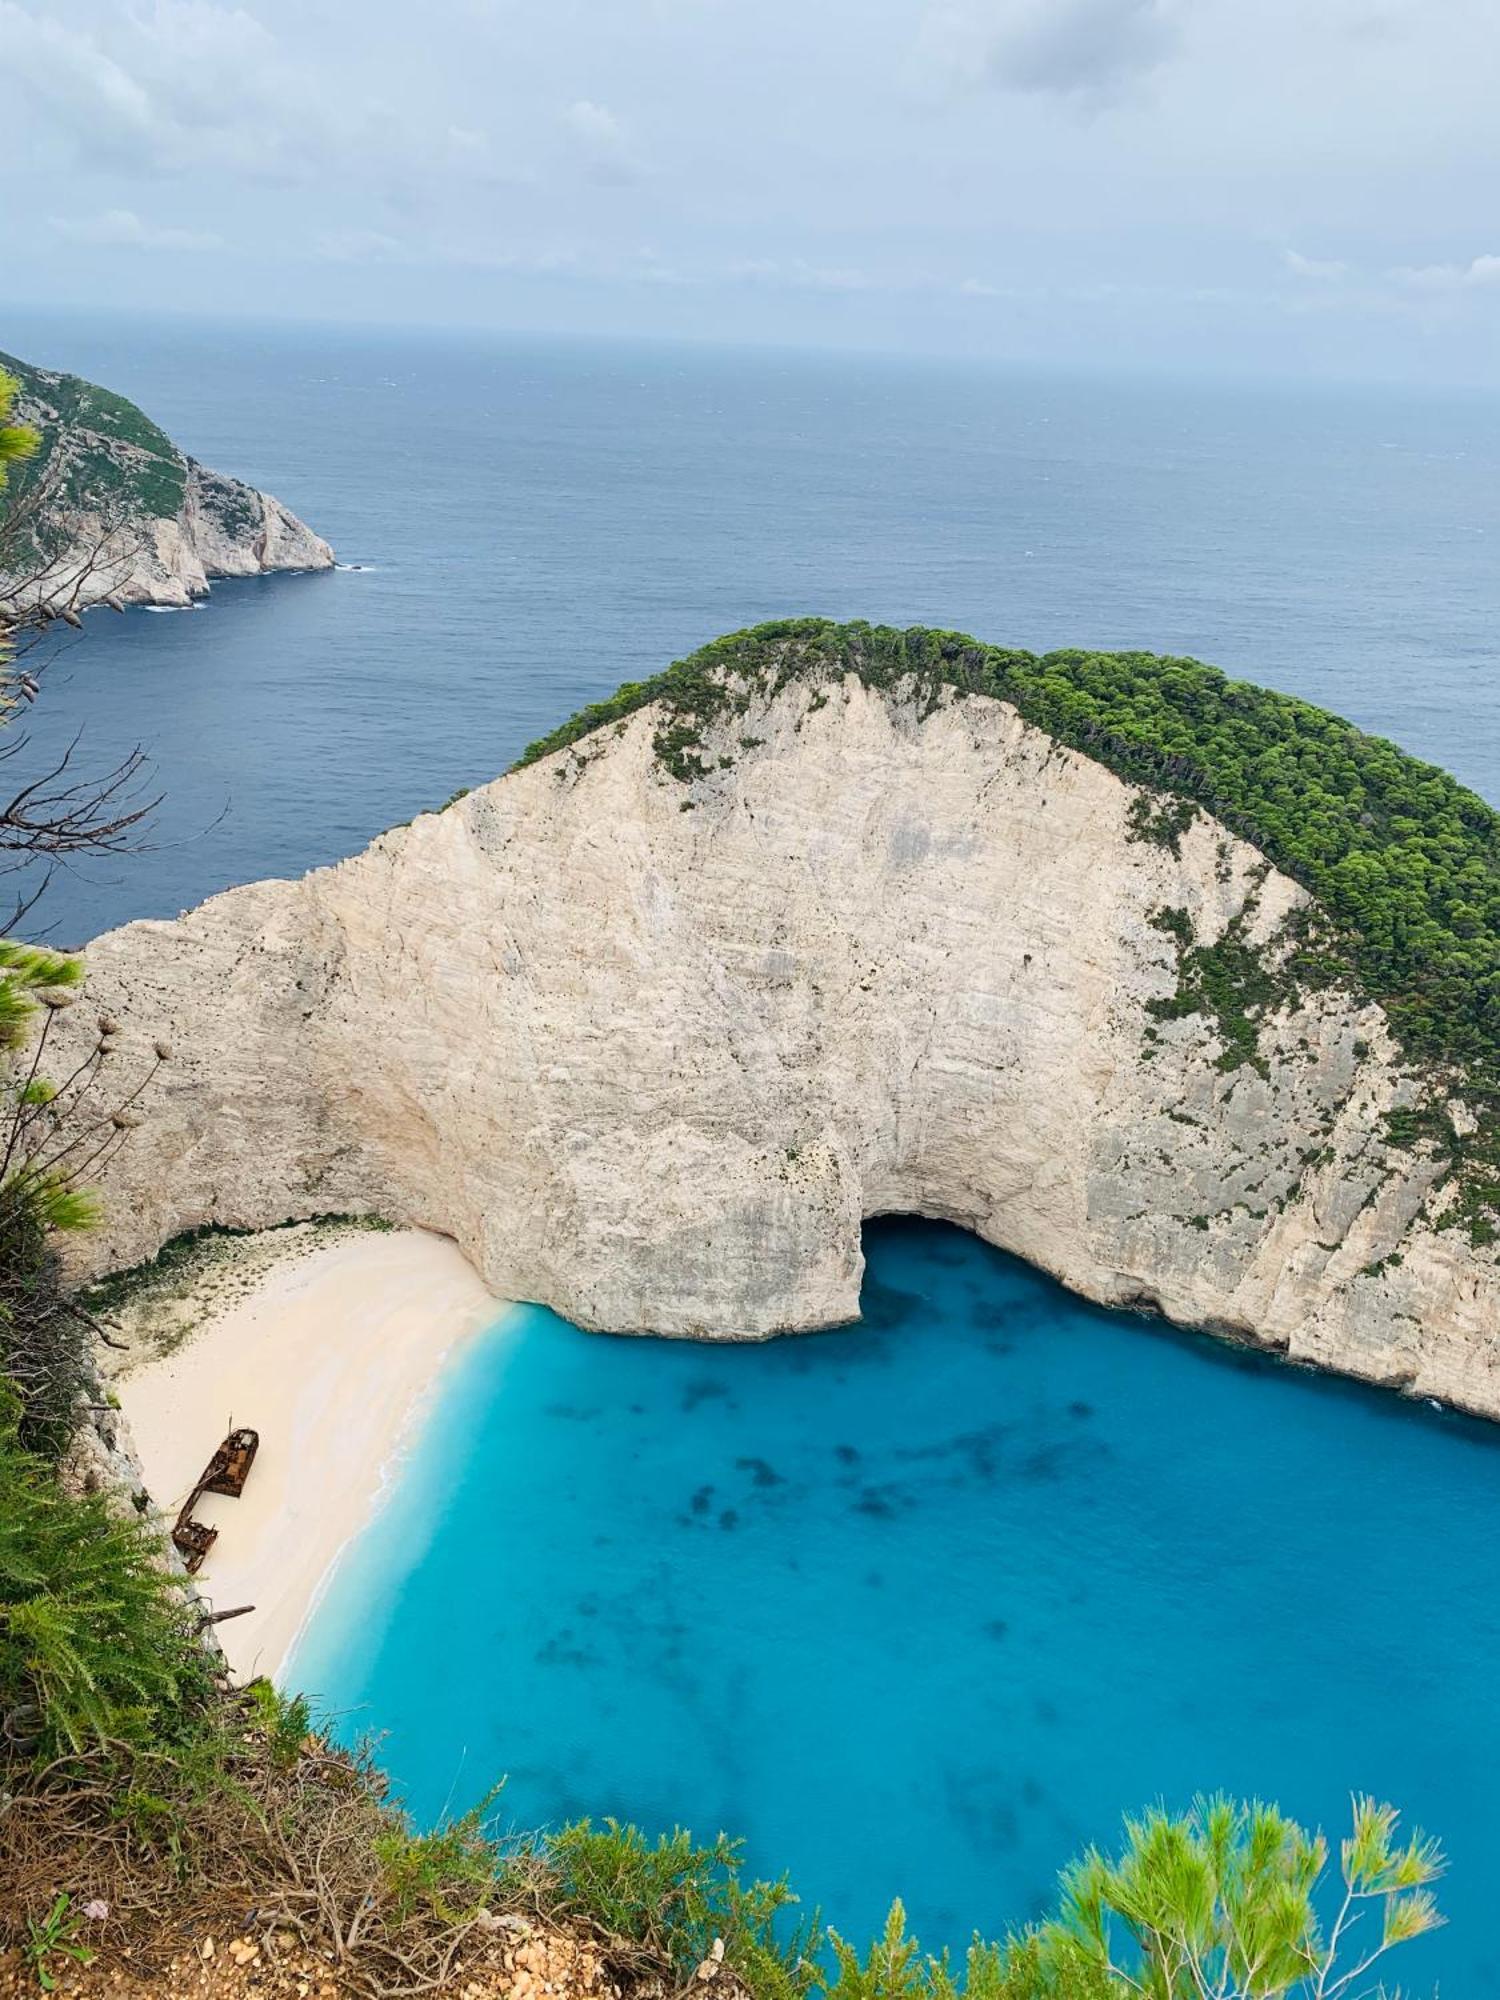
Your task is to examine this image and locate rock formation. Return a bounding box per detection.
[51,658,1500,1418]
[0,350,332,613]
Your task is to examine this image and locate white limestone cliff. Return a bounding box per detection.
[9,458,334,614]
[52,674,1500,1416]
[156,458,334,606]
[0,352,333,613]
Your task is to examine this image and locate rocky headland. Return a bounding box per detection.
[45,621,1500,1416]
[0,349,332,613]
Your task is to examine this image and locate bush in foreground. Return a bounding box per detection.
[0,1664,1445,2000]
[0,1388,216,1760]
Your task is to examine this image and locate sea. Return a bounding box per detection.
[8,308,1500,1986]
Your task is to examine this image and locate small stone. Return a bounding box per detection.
[476,1910,530,1934]
[200,1938,215,1961]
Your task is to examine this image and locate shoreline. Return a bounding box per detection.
[107,1226,506,1683]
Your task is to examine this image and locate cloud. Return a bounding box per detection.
[564,99,625,148]
[446,244,874,293]
[723,256,874,293]
[930,0,1181,100]
[51,206,222,250]
[1,0,514,191]
[1390,252,1500,291]
[1,0,336,179]
[314,227,407,264]
[301,234,888,298]
[1284,250,1349,281]
[2,3,159,172]
[562,98,643,184]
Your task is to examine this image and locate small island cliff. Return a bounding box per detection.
[0,348,333,613]
[42,622,1500,1417]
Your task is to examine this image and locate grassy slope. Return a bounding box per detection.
[0,349,187,531]
[516,617,1500,1231]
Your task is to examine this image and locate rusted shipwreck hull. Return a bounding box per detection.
[171,1427,259,1574]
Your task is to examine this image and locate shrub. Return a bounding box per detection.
[1032,1793,1442,1998]
[373,1789,505,1924]
[244,1678,312,1770]
[539,1819,820,2000]
[0,1385,216,1759]
[823,1904,1111,2000]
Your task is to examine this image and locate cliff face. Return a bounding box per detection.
[52,671,1500,1415]
[0,350,333,613]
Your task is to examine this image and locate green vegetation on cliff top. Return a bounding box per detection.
[0,348,188,535]
[517,617,1500,1229]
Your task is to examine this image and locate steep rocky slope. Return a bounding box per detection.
[0,349,332,612]
[48,634,1500,1417]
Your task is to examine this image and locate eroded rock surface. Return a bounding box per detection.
[54,676,1500,1414]
[0,350,332,612]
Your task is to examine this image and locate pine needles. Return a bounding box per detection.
[0,1387,217,1759]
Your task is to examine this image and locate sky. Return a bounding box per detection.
[5,0,1500,381]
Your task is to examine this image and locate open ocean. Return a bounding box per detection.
[4,308,1499,943]
[9,310,1500,1986]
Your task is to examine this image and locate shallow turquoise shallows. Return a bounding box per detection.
[292,1220,1500,1991]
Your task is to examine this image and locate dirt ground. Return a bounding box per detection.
[0,1916,625,2000]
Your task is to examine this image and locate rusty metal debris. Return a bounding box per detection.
[171,1427,259,1574]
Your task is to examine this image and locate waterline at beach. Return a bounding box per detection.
[110,1226,505,1681]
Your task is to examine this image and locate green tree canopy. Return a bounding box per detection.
[518,618,1500,1234]
[821,1797,1442,2000]
[0,369,39,493]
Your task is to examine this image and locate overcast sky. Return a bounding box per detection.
[6,0,1500,380]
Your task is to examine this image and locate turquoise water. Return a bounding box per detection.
[293,1220,1500,1990]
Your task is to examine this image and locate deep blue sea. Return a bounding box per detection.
[8,310,1500,1985]
[3,308,1499,944]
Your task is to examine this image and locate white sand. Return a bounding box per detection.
[112,1229,505,1684]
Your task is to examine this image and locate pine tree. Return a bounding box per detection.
[0,369,39,494]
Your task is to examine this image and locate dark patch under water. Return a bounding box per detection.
[294,1219,1500,1989]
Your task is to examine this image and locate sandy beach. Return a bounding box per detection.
[107,1226,505,1683]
